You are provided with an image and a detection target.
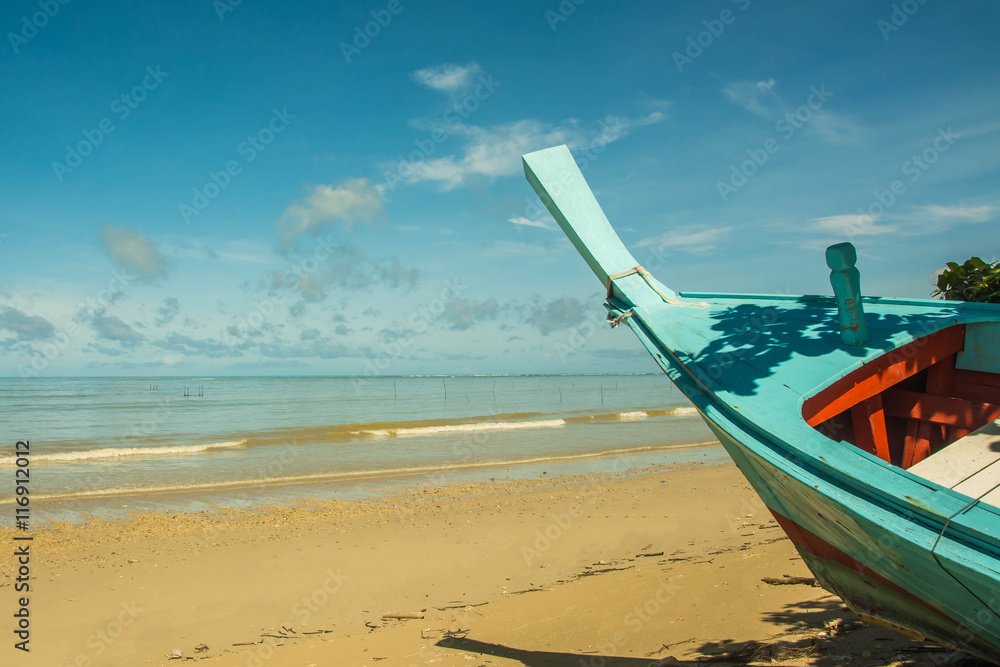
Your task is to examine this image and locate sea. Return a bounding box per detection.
[1,374,726,522]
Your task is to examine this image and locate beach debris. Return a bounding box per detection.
[382,611,425,620]
[510,587,547,594]
[761,575,819,587]
[577,564,634,577]
[169,648,183,659]
[636,551,665,558]
[436,601,489,610]
[364,621,381,630]
[194,643,209,653]
[646,638,696,657]
[648,657,680,667]
[445,618,470,638]
[698,638,820,663]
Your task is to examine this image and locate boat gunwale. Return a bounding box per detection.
[615,301,1000,550]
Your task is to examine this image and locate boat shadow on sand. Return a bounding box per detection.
[436,597,985,666]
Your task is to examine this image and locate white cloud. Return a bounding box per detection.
[634,225,733,254]
[805,204,997,240]
[101,225,167,278]
[276,178,383,247]
[392,111,666,191]
[412,63,483,92]
[723,78,866,144]
[723,79,780,118]
[508,216,555,230]
[906,204,997,230]
[808,214,896,237]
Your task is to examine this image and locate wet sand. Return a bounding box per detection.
[1,454,956,666]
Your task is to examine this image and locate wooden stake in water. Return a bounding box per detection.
[443,379,447,400]
[394,381,397,399]
[601,385,604,406]
[559,388,563,403]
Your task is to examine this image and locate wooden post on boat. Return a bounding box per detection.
[826,242,871,347]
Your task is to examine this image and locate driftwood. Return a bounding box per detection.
[382,611,425,620]
[761,575,819,587]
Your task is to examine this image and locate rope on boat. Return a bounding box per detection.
[606,309,635,328]
[605,266,709,307]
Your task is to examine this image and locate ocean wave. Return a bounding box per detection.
[359,419,567,438]
[0,440,247,466]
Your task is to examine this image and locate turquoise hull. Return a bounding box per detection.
[522,145,1000,662]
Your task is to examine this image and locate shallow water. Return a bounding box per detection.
[1,374,719,517]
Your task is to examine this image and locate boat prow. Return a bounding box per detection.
[523,144,1000,663]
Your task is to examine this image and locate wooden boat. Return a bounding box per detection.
[522,145,1000,662]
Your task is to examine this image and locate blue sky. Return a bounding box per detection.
[1,0,998,377]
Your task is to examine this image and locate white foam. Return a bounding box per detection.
[618,411,648,420]
[0,440,247,466]
[362,419,566,438]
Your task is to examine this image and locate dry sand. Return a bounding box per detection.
[1,454,961,666]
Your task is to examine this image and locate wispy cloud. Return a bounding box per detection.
[906,204,997,229]
[508,216,555,230]
[90,311,144,346]
[634,225,733,254]
[806,203,997,240]
[155,297,180,327]
[412,62,484,93]
[0,306,55,341]
[723,78,778,118]
[808,214,895,237]
[524,296,587,335]
[101,226,167,278]
[392,111,666,191]
[276,178,383,248]
[722,78,866,144]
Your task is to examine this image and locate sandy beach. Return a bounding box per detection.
[2,453,957,666]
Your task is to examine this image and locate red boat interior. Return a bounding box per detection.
[802,324,1000,503]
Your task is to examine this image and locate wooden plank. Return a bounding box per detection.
[953,459,1000,504]
[908,419,1000,489]
[953,380,1000,406]
[883,388,1000,430]
[954,368,1000,389]
[901,421,933,469]
[851,394,891,462]
[803,325,966,427]
[926,354,956,395]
